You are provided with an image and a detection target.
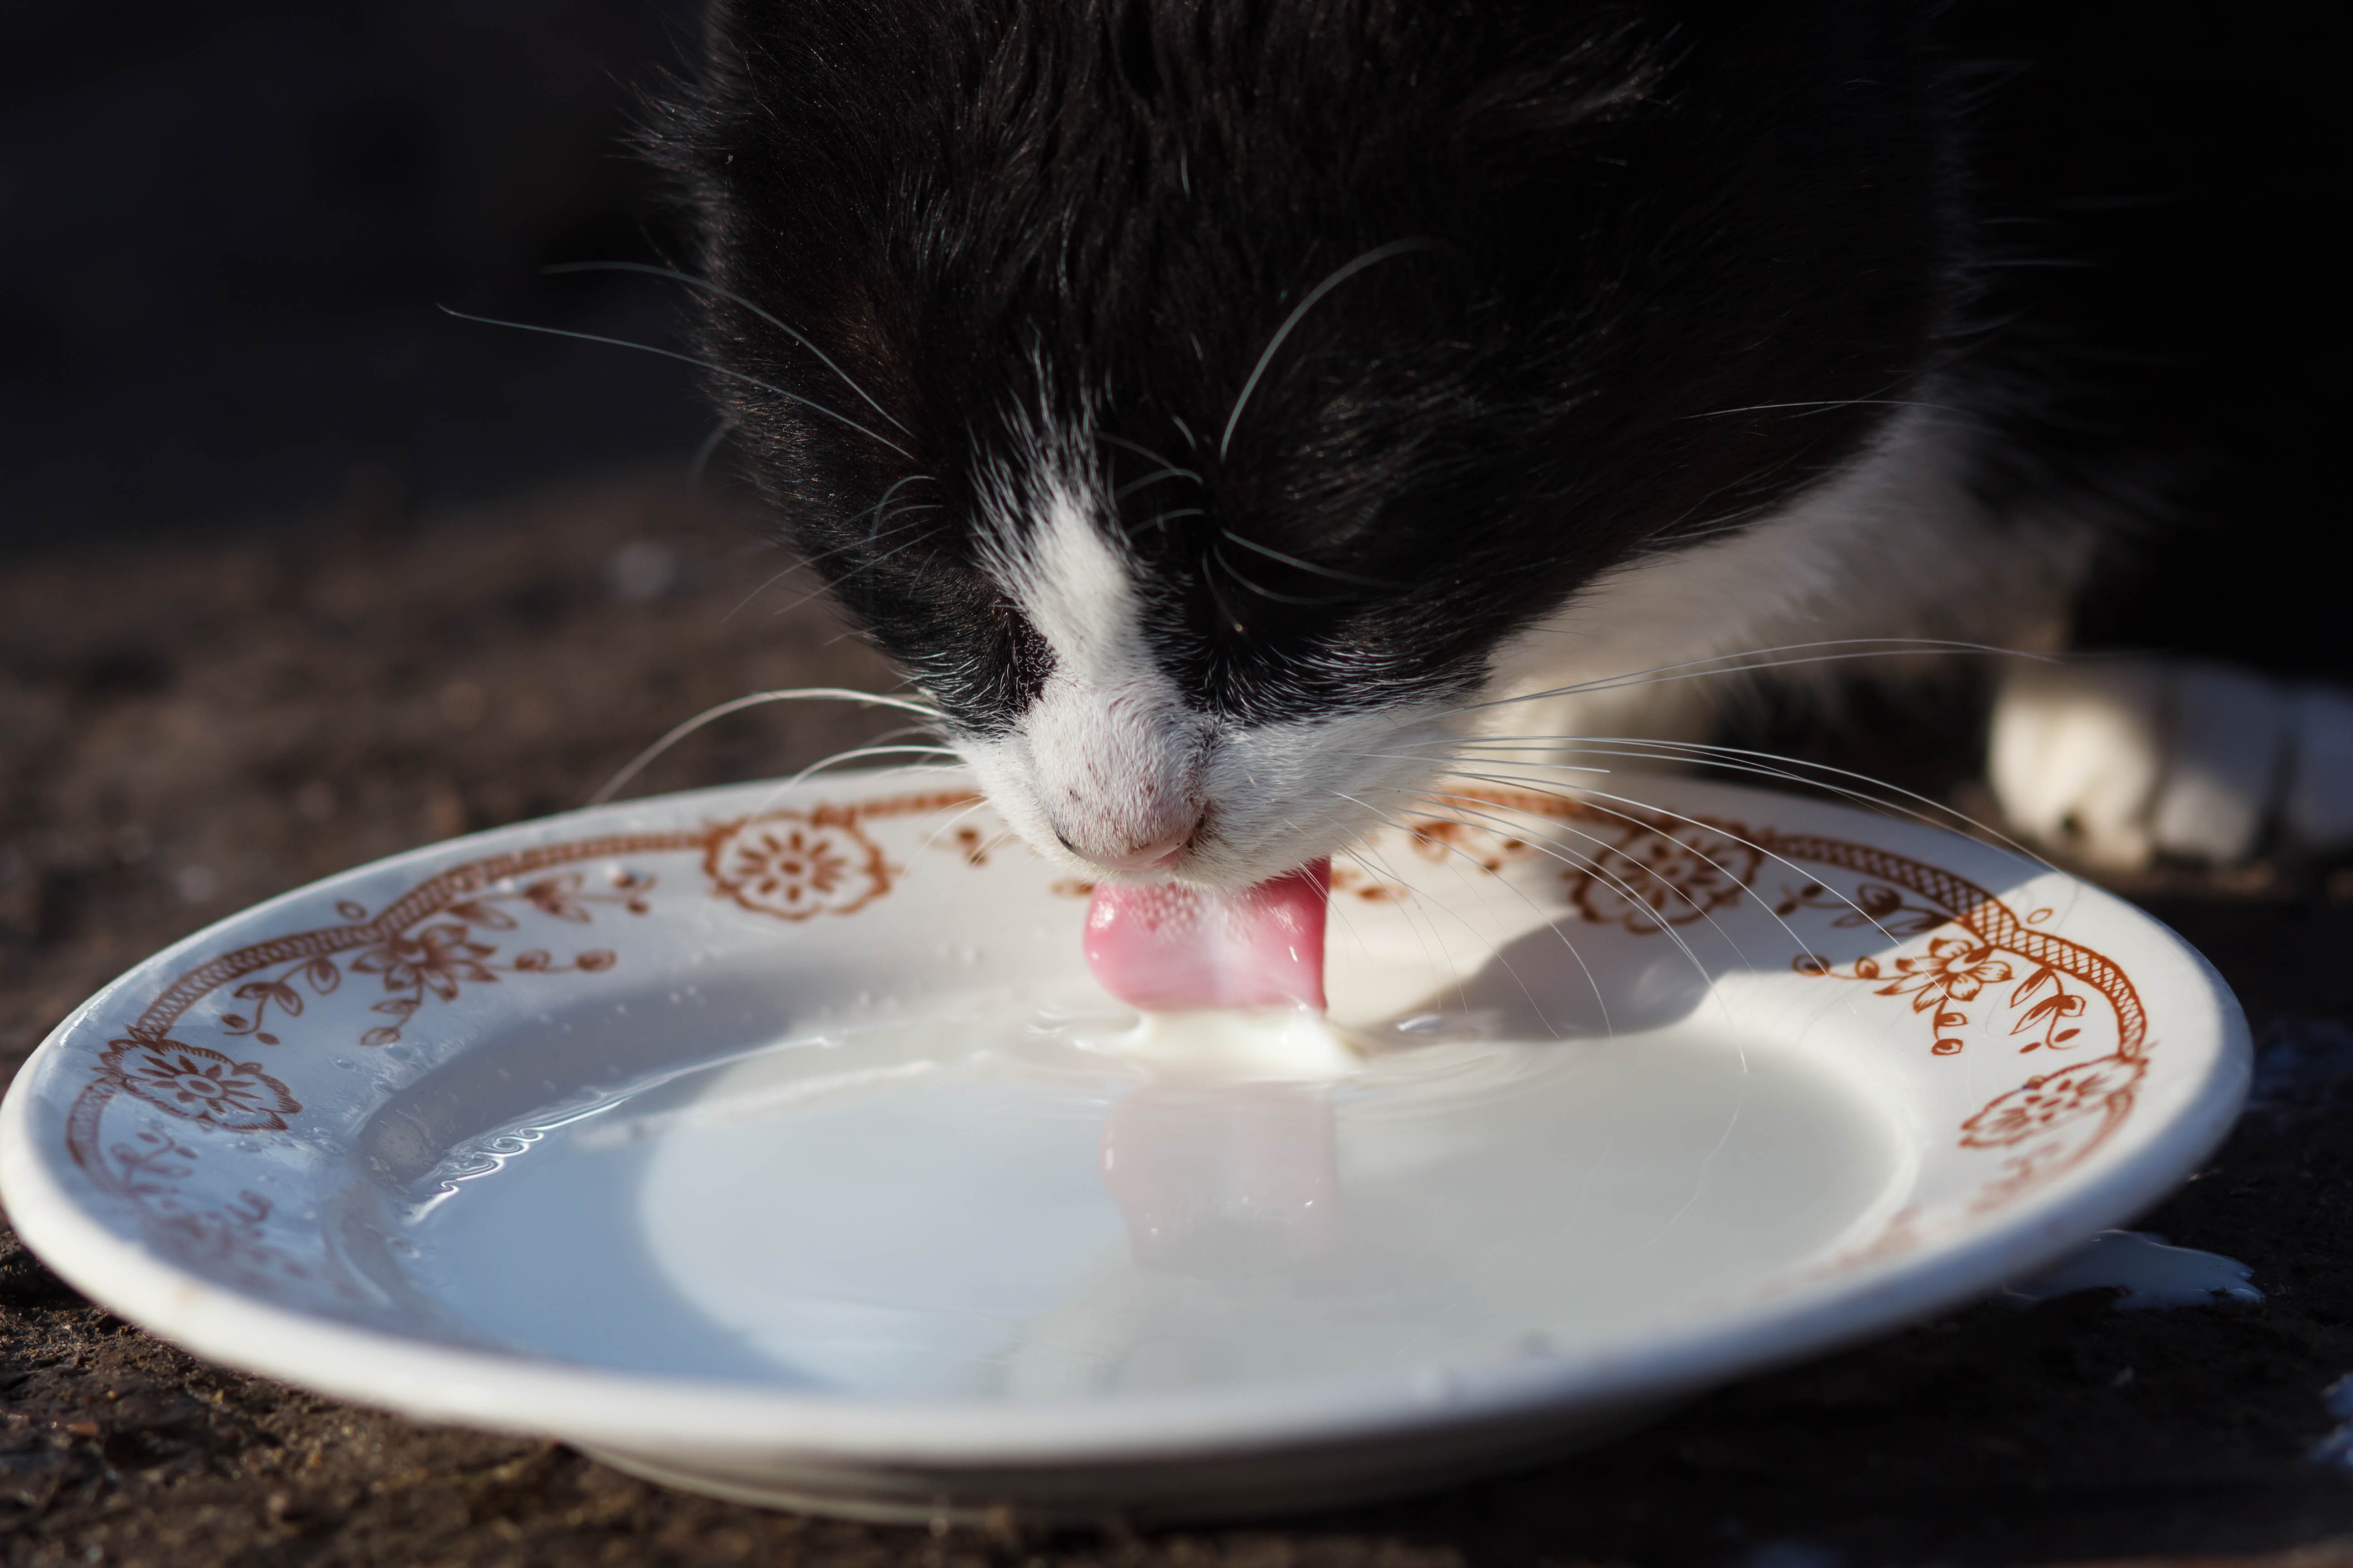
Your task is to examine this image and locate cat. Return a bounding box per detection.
[637,0,2351,886]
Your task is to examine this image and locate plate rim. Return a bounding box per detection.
[0,771,2253,1467]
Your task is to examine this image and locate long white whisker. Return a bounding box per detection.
[545,261,915,437]
[1431,734,2050,871]
[1381,792,1759,1071]
[589,688,943,807]
[1380,789,1750,999]
[1325,813,1504,1018]
[1440,780,1855,957]
[719,553,812,627]
[437,305,913,460]
[1219,237,1440,460]
[768,747,961,798]
[1331,842,1479,1023]
[744,759,968,821]
[1418,773,1901,951]
[687,417,734,488]
[766,512,944,620]
[1680,397,1962,421]
[915,797,995,856]
[1114,464,1204,501]
[1452,639,2050,717]
[1333,792,1607,1038]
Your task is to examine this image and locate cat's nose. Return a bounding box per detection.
[1056,821,1197,873]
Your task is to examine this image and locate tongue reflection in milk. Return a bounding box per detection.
[1083,859,1345,1272]
[1101,1084,1338,1275]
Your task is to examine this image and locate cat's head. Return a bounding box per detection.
[651,0,1947,887]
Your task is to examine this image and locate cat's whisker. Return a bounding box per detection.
[913,795,999,935]
[769,746,963,797]
[1680,395,1963,422]
[436,305,914,459]
[1320,834,1382,970]
[589,688,944,807]
[766,510,944,620]
[719,552,814,628]
[1365,793,1746,1048]
[1097,433,1195,477]
[1446,637,2050,716]
[1428,733,2050,871]
[1374,787,1760,992]
[1328,839,1489,1026]
[858,475,942,541]
[1219,237,1442,461]
[858,721,954,749]
[914,796,995,856]
[1410,772,1900,951]
[1113,465,1204,501]
[1330,791,1609,1038]
[1359,750,1612,775]
[1371,794,1761,1078]
[687,417,735,488]
[1323,808,1515,1011]
[1434,778,1855,955]
[742,756,968,823]
[1220,531,1413,591]
[545,260,916,437]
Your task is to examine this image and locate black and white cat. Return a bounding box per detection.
[641,0,2352,886]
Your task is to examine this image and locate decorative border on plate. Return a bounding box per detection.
[1341,787,2147,1210]
[54,785,2144,1285]
[58,792,977,1281]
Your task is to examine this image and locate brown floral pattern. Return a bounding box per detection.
[58,789,979,1285]
[213,870,646,1051]
[1565,813,1765,934]
[1411,785,2153,1197]
[53,781,2160,1292]
[354,922,499,1001]
[706,809,893,921]
[1962,1055,2149,1149]
[1889,937,2013,1010]
[100,1038,301,1132]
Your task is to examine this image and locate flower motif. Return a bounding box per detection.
[1881,936,2013,1013]
[1962,1055,2145,1147]
[705,812,891,922]
[351,922,498,1001]
[521,875,592,923]
[102,1038,301,1131]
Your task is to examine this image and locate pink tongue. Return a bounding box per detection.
[1085,860,1331,1012]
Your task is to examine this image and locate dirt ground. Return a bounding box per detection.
[7,475,2353,1567]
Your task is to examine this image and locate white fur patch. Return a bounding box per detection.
[1991,658,2353,868]
[965,422,1202,871]
[1484,406,2097,755]
[955,408,1469,887]
[2285,688,2353,848]
[1989,662,2170,868]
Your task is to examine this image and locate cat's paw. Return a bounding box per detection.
[1988,660,2353,870]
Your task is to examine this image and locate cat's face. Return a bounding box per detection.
[655,0,1947,887]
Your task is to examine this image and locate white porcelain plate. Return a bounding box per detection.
[0,771,2248,1521]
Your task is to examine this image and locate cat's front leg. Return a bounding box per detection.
[1989,660,2353,869]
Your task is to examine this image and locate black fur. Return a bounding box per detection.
[644,0,1955,737]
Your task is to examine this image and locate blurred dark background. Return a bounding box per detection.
[0,0,711,551]
[1,0,2343,674]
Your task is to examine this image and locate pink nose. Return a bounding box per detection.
[1059,823,1195,873]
